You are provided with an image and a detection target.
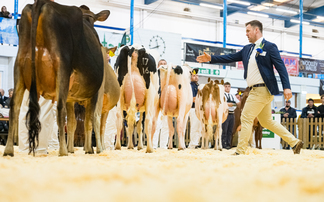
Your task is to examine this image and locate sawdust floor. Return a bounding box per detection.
[0,146,323,202]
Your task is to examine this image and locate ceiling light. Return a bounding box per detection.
[262,3,275,7]
[247,12,269,18]
[228,0,250,6]
[200,3,223,10]
[250,5,269,11]
[273,0,290,2]
[276,8,298,14]
[290,19,310,25]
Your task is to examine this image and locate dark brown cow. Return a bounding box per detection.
[4,0,110,156]
[232,87,263,149]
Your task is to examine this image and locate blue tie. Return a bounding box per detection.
[248,44,256,59]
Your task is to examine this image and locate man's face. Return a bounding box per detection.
[158,60,167,68]
[191,74,198,82]
[9,91,13,98]
[224,84,231,93]
[285,101,291,108]
[321,97,324,104]
[235,94,241,101]
[0,89,4,96]
[309,101,314,107]
[246,24,258,43]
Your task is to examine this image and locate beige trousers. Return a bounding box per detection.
[237,87,299,154]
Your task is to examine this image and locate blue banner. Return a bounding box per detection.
[0,17,18,45]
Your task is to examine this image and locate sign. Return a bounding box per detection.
[185,43,237,67]
[281,56,299,76]
[198,68,221,76]
[0,17,18,45]
[261,114,281,149]
[299,58,320,74]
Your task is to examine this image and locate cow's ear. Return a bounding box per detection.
[221,79,224,85]
[95,10,110,21]
[208,77,211,82]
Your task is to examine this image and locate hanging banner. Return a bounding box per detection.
[320,80,324,96]
[185,43,237,67]
[281,56,299,76]
[299,58,320,74]
[0,17,18,45]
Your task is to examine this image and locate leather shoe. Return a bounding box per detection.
[292,140,304,154]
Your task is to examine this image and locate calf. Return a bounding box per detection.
[156,64,193,150]
[195,79,228,150]
[114,45,159,153]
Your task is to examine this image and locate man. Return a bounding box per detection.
[280,100,297,119]
[196,20,303,155]
[188,68,201,149]
[235,93,241,102]
[0,89,8,107]
[317,95,324,118]
[152,59,169,149]
[4,88,13,108]
[222,82,240,149]
[301,98,317,118]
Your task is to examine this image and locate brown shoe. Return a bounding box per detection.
[292,141,304,154]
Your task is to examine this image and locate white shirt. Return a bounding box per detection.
[247,37,265,87]
[224,92,240,112]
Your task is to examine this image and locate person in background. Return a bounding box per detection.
[222,82,240,149]
[0,6,12,18]
[152,59,169,149]
[0,89,8,107]
[188,68,201,149]
[235,93,242,102]
[317,95,324,118]
[4,88,13,108]
[301,98,317,118]
[279,100,297,119]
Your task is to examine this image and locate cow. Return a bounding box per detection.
[156,64,193,150]
[114,45,159,153]
[232,87,263,149]
[195,79,229,150]
[3,0,110,157]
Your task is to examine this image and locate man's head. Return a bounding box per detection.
[308,98,314,107]
[1,6,7,12]
[224,82,231,93]
[8,89,13,98]
[285,100,291,108]
[191,68,199,83]
[235,93,241,101]
[0,89,4,96]
[158,59,167,68]
[245,20,263,43]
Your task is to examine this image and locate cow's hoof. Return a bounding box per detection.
[219,149,222,151]
[115,146,121,150]
[85,151,94,154]
[127,146,134,150]
[137,146,143,151]
[68,151,74,154]
[146,148,154,153]
[168,147,173,150]
[178,148,185,151]
[58,153,68,157]
[3,152,14,157]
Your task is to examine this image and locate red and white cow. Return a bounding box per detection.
[195,79,229,150]
[155,64,193,150]
[114,45,159,153]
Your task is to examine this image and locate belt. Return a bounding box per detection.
[249,83,266,90]
[228,112,234,114]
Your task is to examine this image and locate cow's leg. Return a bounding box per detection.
[83,100,95,154]
[167,117,175,149]
[57,96,68,157]
[93,102,103,154]
[126,120,135,150]
[3,84,25,157]
[177,113,189,150]
[145,116,153,153]
[66,102,76,153]
[137,113,143,150]
[115,107,122,150]
[100,112,109,150]
[215,122,223,151]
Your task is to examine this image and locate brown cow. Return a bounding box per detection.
[4,0,110,156]
[232,87,263,149]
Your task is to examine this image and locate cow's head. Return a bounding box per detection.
[79,5,110,26]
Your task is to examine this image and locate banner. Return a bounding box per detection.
[0,17,18,45]
[185,43,237,67]
[299,58,320,74]
[281,56,299,76]
[320,80,324,96]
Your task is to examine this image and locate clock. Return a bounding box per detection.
[149,35,166,57]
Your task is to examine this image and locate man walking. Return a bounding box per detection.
[196,20,303,155]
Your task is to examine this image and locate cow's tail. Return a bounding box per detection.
[207,95,214,141]
[161,64,171,115]
[126,47,137,126]
[26,0,47,156]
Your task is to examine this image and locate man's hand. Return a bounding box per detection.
[283,89,292,101]
[193,97,196,103]
[307,113,314,118]
[283,113,289,118]
[196,52,211,63]
[228,103,233,107]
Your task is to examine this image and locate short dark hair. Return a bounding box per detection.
[308,98,314,102]
[321,94,324,99]
[245,20,263,33]
[224,82,231,86]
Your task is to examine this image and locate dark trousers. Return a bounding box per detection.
[222,113,234,148]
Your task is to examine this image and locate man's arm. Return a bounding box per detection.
[289,108,297,118]
[196,49,243,64]
[301,108,307,118]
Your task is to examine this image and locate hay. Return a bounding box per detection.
[0,146,323,201]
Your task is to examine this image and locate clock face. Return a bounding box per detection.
[149,35,166,57]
